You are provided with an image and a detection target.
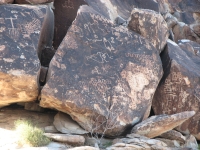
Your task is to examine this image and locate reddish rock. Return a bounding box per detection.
[152,39,200,140]
[0,4,54,107]
[128,8,169,53]
[53,0,86,49]
[40,5,163,136]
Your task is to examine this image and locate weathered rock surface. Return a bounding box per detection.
[128,8,169,53]
[44,125,59,133]
[40,5,163,136]
[0,4,54,107]
[44,133,85,146]
[131,111,195,138]
[14,0,53,4]
[53,0,86,49]
[0,0,13,4]
[159,130,186,144]
[152,39,200,140]
[24,102,44,112]
[53,112,88,135]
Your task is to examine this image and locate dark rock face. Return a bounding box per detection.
[152,39,200,140]
[53,0,87,50]
[128,8,169,53]
[0,0,13,4]
[14,0,53,4]
[40,5,163,136]
[0,5,54,107]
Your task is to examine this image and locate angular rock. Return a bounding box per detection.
[39,66,48,84]
[190,23,200,37]
[53,0,87,49]
[159,130,186,144]
[182,135,198,150]
[173,22,200,44]
[40,5,163,136]
[44,133,85,146]
[84,136,112,149]
[14,0,53,4]
[128,8,169,53]
[155,138,181,148]
[131,111,195,138]
[0,0,13,4]
[53,112,88,135]
[152,39,200,140]
[0,5,54,107]
[24,102,44,112]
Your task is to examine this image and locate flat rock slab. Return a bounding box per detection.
[152,39,200,140]
[128,8,169,53]
[44,133,85,146]
[0,4,53,107]
[53,112,88,135]
[160,130,186,143]
[131,111,195,138]
[40,5,163,136]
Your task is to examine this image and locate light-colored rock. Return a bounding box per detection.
[68,146,99,150]
[159,130,186,143]
[53,112,88,135]
[131,111,195,138]
[182,135,198,150]
[128,8,169,53]
[44,126,59,133]
[40,5,163,136]
[84,136,112,149]
[14,0,53,4]
[44,133,85,146]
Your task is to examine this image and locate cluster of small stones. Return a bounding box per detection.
[0,0,200,149]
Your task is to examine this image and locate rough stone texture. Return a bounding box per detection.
[14,0,53,4]
[131,111,195,138]
[0,5,54,107]
[0,0,13,4]
[40,5,163,136]
[53,112,88,135]
[53,0,87,49]
[159,130,186,144]
[84,136,112,149]
[24,102,45,112]
[183,135,198,150]
[173,22,200,44]
[152,39,200,140]
[44,133,85,146]
[39,66,48,84]
[128,8,169,53]
[85,0,161,22]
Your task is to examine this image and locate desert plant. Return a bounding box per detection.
[15,119,51,147]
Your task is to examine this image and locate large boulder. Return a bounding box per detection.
[53,0,86,49]
[40,5,163,136]
[152,39,200,140]
[128,8,169,53]
[0,5,54,107]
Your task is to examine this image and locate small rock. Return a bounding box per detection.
[44,133,85,146]
[68,146,99,150]
[53,112,88,135]
[131,111,195,138]
[0,0,13,4]
[39,66,48,83]
[182,135,198,150]
[159,130,186,144]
